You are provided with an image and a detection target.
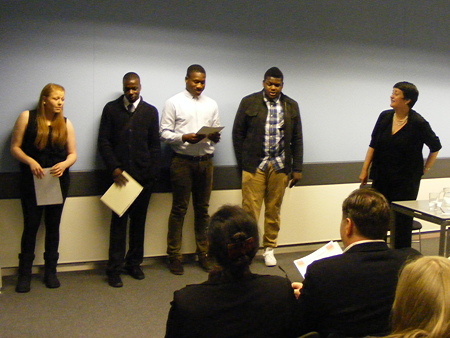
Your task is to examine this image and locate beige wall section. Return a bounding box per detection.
[1,178,449,269]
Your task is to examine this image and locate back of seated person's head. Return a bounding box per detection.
[208,205,259,277]
[342,188,390,240]
[387,256,450,338]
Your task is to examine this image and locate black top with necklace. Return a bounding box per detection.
[369,109,441,181]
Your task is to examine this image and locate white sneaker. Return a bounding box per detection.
[263,247,277,267]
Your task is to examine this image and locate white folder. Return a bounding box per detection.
[100,171,143,217]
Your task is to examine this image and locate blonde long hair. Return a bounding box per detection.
[386,256,450,338]
[35,83,67,150]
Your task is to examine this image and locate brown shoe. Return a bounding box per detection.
[198,255,214,272]
[168,259,184,275]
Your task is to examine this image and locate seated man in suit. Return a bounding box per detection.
[293,188,421,338]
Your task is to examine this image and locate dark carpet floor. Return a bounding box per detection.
[0,233,440,338]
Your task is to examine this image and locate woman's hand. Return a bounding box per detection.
[30,159,45,179]
[359,147,374,187]
[50,162,68,177]
[359,170,368,187]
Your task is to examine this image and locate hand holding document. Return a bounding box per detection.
[196,126,224,143]
[100,171,143,217]
[33,168,63,206]
[293,241,343,278]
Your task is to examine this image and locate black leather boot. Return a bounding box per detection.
[16,253,35,293]
[43,252,60,288]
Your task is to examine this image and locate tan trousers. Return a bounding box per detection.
[241,164,289,248]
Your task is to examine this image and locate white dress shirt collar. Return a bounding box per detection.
[343,239,386,253]
[123,96,141,110]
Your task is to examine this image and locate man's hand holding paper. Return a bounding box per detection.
[112,168,129,186]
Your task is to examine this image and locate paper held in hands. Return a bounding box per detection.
[100,171,143,217]
[293,241,343,278]
[196,126,224,135]
[196,126,224,142]
[33,168,63,206]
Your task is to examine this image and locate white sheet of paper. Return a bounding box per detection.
[196,126,224,135]
[293,241,343,278]
[100,171,143,217]
[196,126,224,143]
[33,168,63,206]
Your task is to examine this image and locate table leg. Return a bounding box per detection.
[446,225,450,257]
[389,210,396,249]
[439,224,446,256]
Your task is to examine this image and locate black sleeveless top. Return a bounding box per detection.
[19,110,70,197]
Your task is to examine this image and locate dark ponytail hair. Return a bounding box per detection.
[208,205,259,275]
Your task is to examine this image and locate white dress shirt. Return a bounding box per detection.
[160,90,221,156]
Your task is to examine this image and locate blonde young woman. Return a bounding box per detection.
[11,83,77,293]
[385,256,450,338]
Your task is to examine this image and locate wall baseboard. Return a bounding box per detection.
[2,158,449,199]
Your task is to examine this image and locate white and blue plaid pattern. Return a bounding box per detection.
[259,96,285,171]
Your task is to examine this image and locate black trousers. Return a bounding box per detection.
[107,185,152,274]
[19,173,69,255]
[372,176,421,249]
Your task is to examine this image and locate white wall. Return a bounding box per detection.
[0,1,449,172]
[1,2,449,269]
[1,178,449,268]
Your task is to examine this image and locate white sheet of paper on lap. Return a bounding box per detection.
[100,171,143,217]
[33,168,63,206]
[294,241,343,278]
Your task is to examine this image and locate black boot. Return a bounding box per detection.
[43,252,60,288]
[16,253,35,293]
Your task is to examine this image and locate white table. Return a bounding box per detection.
[391,200,450,256]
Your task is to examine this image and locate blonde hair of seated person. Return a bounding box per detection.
[385,256,450,338]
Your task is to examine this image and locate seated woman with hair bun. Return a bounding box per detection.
[165,205,298,338]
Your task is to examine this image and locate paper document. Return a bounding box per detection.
[196,126,224,143]
[293,241,343,278]
[100,171,143,217]
[33,168,63,206]
[196,126,224,135]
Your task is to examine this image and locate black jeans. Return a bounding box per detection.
[20,199,65,254]
[19,173,69,255]
[107,185,152,274]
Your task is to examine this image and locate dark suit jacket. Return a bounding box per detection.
[296,242,420,337]
[165,273,298,338]
[98,95,160,186]
[232,91,303,174]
